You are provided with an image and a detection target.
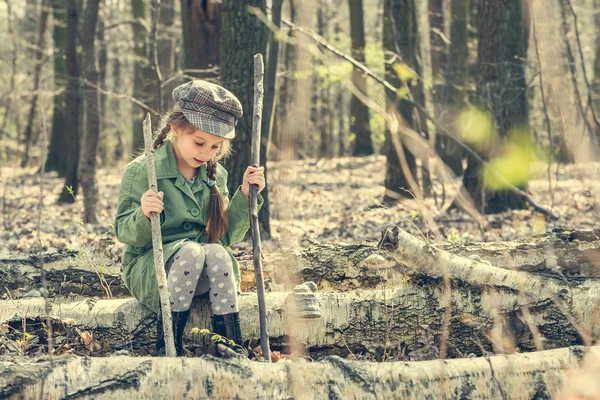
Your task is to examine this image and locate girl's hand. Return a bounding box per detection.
[141,190,164,219]
[241,166,265,198]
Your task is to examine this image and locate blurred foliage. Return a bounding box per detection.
[456,107,496,151]
[483,128,539,190]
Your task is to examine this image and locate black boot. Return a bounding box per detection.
[211,312,246,356]
[173,309,190,356]
[156,310,190,356]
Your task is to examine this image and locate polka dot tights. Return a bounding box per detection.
[165,242,238,315]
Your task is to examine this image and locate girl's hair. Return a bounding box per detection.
[154,112,231,243]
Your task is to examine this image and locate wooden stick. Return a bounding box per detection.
[250,53,271,362]
[142,113,176,357]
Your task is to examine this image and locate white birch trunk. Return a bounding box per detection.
[0,346,596,399]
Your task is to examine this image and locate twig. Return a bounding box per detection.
[143,114,176,357]
[250,54,271,362]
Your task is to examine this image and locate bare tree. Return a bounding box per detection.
[21,0,51,168]
[460,0,529,213]
[46,0,68,175]
[78,0,102,223]
[435,0,469,176]
[180,0,221,79]
[382,0,422,203]
[57,0,82,204]
[220,0,270,235]
[348,0,373,156]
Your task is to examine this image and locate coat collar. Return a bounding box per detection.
[154,140,209,194]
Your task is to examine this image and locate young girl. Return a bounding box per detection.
[115,80,265,356]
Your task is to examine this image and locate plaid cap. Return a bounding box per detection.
[172,80,243,139]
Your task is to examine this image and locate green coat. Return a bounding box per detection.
[114,140,263,313]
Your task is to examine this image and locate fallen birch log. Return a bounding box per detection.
[2,267,599,359]
[0,346,597,399]
[5,228,599,298]
[0,252,126,298]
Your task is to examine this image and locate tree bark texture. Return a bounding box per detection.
[435,0,469,176]
[130,0,155,153]
[57,0,82,204]
[97,3,109,165]
[220,0,269,235]
[460,0,529,213]
[0,346,596,399]
[21,0,51,168]
[158,0,175,110]
[46,0,68,175]
[78,0,102,224]
[428,0,446,81]
[382,0,418,202]
[180,0,220,77]
[348,0,373,156]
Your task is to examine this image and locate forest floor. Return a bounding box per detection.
[1,155,600,259]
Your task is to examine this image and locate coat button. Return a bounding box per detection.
[183,222,192,230]
[190,208,199,217]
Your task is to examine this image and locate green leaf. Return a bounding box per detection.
[63,224,69,231]
[392,63,415,82]
[447,231,458,242]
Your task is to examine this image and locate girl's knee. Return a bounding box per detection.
[203,243,229,258]
[179,241,205,257]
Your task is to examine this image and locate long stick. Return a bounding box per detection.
[250,53,271,362]
[142,113,176,357]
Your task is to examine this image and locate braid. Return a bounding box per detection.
[153,125,171,148]
[205,160,228,243]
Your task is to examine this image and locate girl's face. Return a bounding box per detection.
[172,125,226,170]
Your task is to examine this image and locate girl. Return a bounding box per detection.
[115,80,265,356]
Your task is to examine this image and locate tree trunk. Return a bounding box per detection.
[435,0,469,176]
[460,0,529,213]
[428,0,446,81]
[78,0,101,223]
[0,346,595,398]
[130,0,155,154]
[0,0,19,151]
[158,0,175,110]
[220,0,269,235]
[46,0,68,175]
[382,0,419,203]
[57,0,82,204]
[593,0,600,119]
[348,0,373,156]
[97,3,109,166]
[317,2,331,158]
[256,0,282,238]
[110,0,124,161]
[21,0,51,168]
[273,0,296,159]
[180,0,220,79]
